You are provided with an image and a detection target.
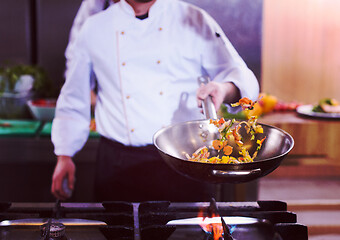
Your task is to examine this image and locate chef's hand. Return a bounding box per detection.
[51,155,75,200]
[197,82,241,110]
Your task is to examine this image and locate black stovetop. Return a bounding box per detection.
[0,200,308,240]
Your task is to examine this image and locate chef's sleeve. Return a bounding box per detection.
[65,0,106,78]
[52,23,92,157]
[200,13,259,101]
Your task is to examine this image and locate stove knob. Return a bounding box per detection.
[49,223,66,239]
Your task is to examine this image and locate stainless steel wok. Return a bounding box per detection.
[153,119,294,183]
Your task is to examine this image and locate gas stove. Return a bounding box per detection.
[0,200,308,240]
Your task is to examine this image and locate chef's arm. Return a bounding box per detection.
[51,155,75,200]
[51,21,92,200]
[198,15,259,110]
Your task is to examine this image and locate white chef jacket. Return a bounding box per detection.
[52,0,259,157]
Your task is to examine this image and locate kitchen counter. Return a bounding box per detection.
[259,111,340,177]
[0,120,100,138]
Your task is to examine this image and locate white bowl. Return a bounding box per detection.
[27,99,56,121]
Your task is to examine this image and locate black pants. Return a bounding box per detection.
[94,137,216,202]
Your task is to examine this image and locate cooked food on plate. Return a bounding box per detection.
[312,98,340,114]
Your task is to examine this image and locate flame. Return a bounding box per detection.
[198,208,223,240]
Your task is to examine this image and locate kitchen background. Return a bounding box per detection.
[1,0,340,239]
[0,0,83,91]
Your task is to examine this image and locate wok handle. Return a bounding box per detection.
[211,168,262,178]
[197,76,218,120]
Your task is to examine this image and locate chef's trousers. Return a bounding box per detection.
[94,136,216,202]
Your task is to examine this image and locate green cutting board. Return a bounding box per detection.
[40,122,100,138]
[0,119,41,137]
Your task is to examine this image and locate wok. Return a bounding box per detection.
[153,77,294,183]
[153,119,293,183]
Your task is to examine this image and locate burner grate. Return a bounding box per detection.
[0,201,308,240]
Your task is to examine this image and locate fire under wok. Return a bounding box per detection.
[153,119,294,184]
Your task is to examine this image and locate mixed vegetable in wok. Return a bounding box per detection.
[185,97,266,164]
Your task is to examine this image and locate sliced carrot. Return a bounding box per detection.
[257,136,267,145]
[239,97,252,105]
[218,118,225,125]
[223,145,233,155]
[212,140,223,150]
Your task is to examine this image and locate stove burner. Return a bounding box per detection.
[40,220,66,240]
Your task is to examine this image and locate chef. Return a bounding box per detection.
[51,0,259,201]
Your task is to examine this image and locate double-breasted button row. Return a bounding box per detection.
[125,91,163,100]
[121,60,160,66]
[119,27,164,136]
[120,27,163,35]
